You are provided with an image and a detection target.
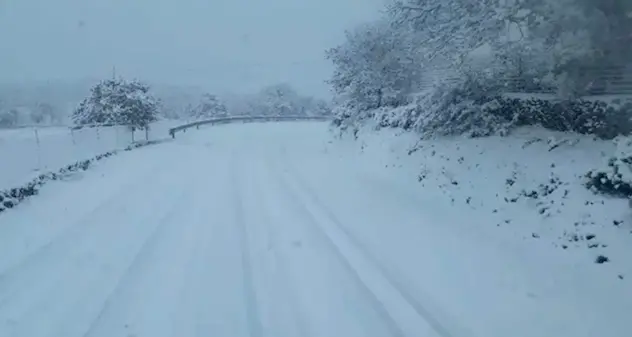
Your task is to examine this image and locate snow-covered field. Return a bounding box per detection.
[0,121,630,337]
[0,120,177,190]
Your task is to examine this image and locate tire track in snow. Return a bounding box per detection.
[273,159,467,337]
[166,198,215,337]
[0,158,169,279]
[161,159,221,337]
[263,159,406,337]
[249,159,312,337]
[0,172,196,337]
[0,163,178,313]
[230,154,263,337]
[80,181,199,337]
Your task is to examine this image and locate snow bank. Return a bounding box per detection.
[0,120,177,190]
[335,126,632,280]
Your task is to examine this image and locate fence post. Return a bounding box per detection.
[34,128,41,171]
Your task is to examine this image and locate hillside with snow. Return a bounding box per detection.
[325,0,632,284]
[335,124,632,278]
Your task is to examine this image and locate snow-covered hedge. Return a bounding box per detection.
[586,136,632,198]
[0,140,161,214]
[486,97,632,139]
[359,80,632,140]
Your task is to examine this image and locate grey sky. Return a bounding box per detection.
[0,0,382,97]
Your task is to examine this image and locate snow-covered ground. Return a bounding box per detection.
[0,121,630,337]
[0,120,177,190]
[345,126,632,272]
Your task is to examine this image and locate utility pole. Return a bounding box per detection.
[112,65,116,79]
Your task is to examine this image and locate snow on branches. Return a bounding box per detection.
[326,19,421,113]
[328,0,632,135]
[225,83,332,118]
[189,94,228,120]
[72,78,159,129]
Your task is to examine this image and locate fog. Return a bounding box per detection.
[0,0,381,97]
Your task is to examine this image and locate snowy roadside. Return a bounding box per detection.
[0,139,170,214]
[0,120,179,213]
[332,126,632,281]
[0,120,178,191]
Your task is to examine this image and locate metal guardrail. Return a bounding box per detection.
[168,115,330,138]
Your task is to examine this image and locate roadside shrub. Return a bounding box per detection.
[586,136,632,198]
[362,78,632,140]
[486,97,632,139]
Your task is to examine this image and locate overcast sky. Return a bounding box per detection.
[0,0,382,97]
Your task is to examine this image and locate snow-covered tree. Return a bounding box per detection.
[72,78,159,129]
[326,19,421,116]
[183,103,196,120]
[295,96,333,117]
[386,0,632,96]
[119,80,160,129]
[257,83,301,116]
[225,84,328,117]
[190,94,227,120]
[313,99,333,117]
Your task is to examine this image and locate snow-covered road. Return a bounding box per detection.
[0,122,630,337]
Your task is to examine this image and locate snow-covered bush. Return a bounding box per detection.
[499,98,632,139]
[334,76,508,138]
[586,136,632,198]
[409,77,513,138]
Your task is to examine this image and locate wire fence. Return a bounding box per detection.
[0,120,177,190]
